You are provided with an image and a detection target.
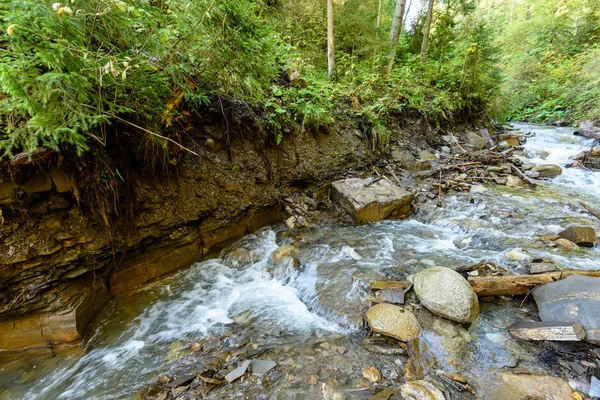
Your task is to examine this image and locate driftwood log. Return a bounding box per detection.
[468,270,600,297]
[508,321,585,341]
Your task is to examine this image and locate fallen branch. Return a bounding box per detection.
[579,201,600,221]
[509,163,536,187]
[468,270,600,297]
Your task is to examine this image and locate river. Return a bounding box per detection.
[1,124,599,399]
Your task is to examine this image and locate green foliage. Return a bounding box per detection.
[487,0,600,122]
[0,0,279,157]
[0,0,505,158]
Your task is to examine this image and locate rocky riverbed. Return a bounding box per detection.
[1,123,600,399]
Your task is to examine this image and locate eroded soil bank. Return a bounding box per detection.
[0,108,446,351]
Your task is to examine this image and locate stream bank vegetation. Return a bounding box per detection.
[1,0,502,163]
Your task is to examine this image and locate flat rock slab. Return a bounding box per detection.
[331,178,413,224]
[533,275,600,343]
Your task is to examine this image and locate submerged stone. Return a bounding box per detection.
[413,267,479,323]
[331,178,413,224]
[400,380,445,400]
[498,372,573,400]
[365,303,421,342]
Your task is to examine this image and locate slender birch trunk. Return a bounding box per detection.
[327,0,335,78]
[420,0,435,63]
[385,0,407,74]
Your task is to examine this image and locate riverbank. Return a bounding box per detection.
[1,106,484,351]
[1,123,598,399]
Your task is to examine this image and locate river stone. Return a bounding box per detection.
[331,178,413,224]
[505,175,527,187]
[558,226,597,247]
[413,267,479,323]
[271,244,299,267]
[419,150,437,162]
[400,380,445,400]
[498,372,573,400]
[533,275,600,343]
[531,164,562,178]
[505,248,532,262]
[462,131,486,150]
[365,303,421,342]
[555,238,580,250]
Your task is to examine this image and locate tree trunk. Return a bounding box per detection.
[385,0,407,74]
[327,0,335,78]
[376,0,382,28]
[420,0,434,63]
[468,270,600,297]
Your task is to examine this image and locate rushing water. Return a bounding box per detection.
[1,124,599,399]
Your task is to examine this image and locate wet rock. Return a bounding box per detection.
[331,178,413,224]
[368,387,398,400]
[225,360,251,382]
[469,184,487,194]
[574,120,600,140]
[271,244,299,265]
[533,275,600,344]
[250,360,277,376]
[531,164,562,178]
[558,226,597,247]
[498,372,573,400]
[362,366,381,383]
[167,374,196,388]
[365,303,421,342]
[555,238,580,250]
[413,267,479,323]
[505,175,527,187]
[505,248,532,262]
[400,380,445,400]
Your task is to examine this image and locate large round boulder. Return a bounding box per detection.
[413,267,479,323]
[365,303,421,342]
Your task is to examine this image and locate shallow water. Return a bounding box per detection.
[1,124,598,399]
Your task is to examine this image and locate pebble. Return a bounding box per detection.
[362,366,381,383]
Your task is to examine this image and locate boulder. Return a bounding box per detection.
[331,178,413,224]
[400,380,445,400]
[479,128,494,146]
[462,131,486,150]
[558,226,597,247]
[365,303,421,342]
[530,164,562,178]
[413,267,479,323]
[533,275,600,343]
[574,120,600,140]
[497,372,573,400]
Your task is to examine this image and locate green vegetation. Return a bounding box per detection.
[10,0,596,159]
[485,0,600,123]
